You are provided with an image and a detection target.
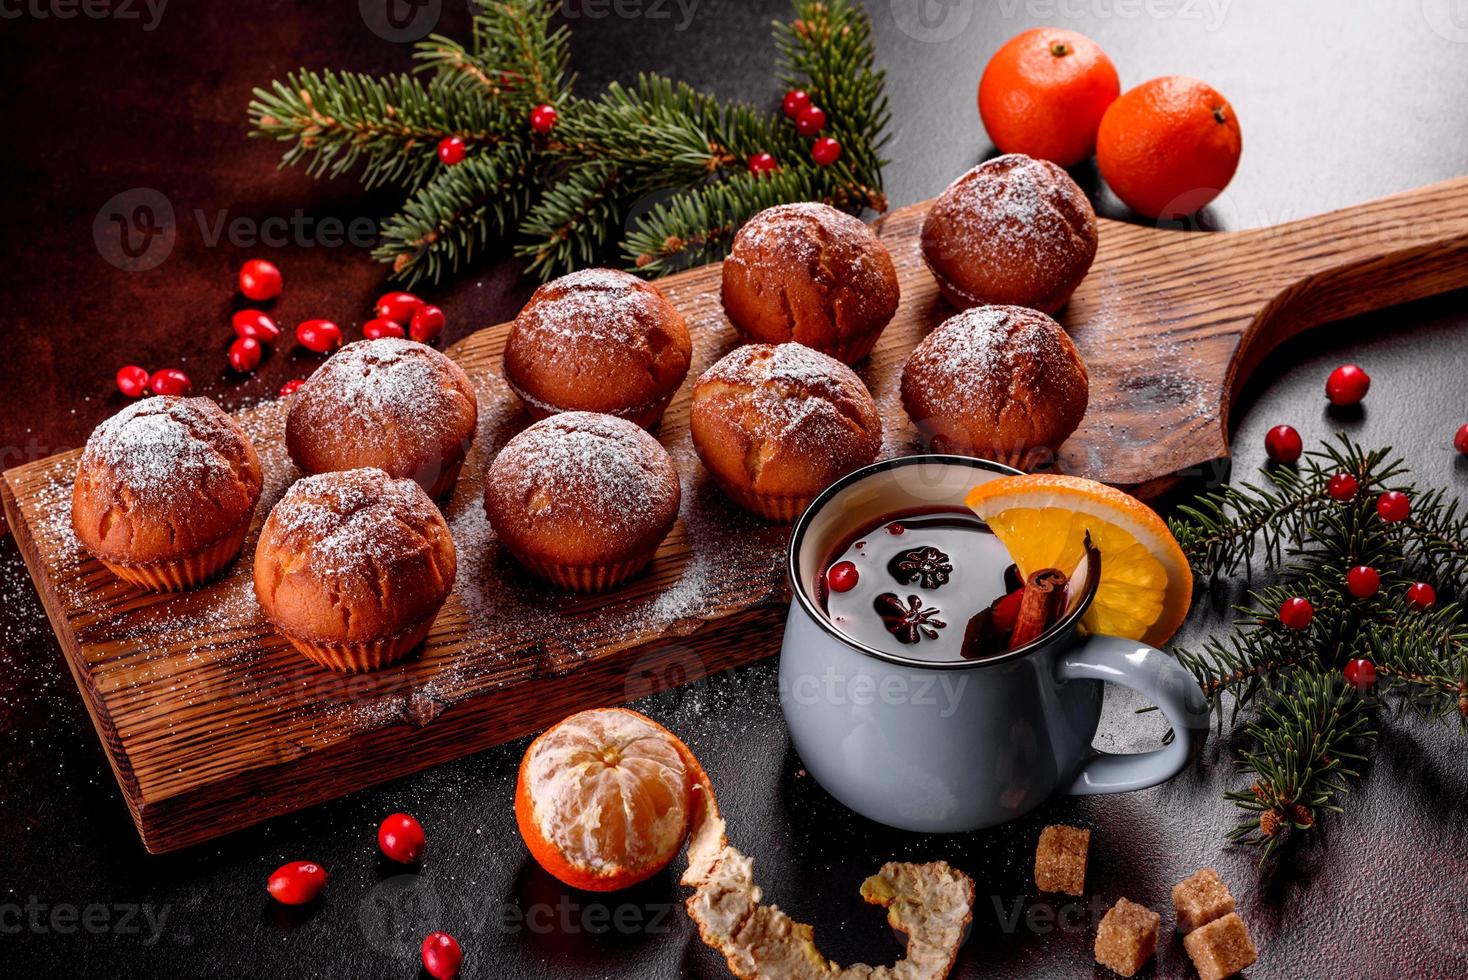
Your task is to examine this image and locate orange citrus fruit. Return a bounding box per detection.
[965,474,1193,647]
[978,28,1120,167]
[1096,75,1242,219]
[515,707,697,892]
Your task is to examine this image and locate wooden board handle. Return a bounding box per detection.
[1223,174,1468,392]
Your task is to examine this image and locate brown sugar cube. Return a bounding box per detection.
[1094,897,1160,977]
[1034,824,1090,896]
[1183,912,1258,980]
[1172,867,1237,933]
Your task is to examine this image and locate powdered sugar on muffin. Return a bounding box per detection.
[82,396,252,506]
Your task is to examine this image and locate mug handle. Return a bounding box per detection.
[1057,634,1210,795]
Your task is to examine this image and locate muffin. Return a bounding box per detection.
[285,338,478,500]
[484,412,680,592]
[920,154,1098,314]
[721,202,900,364]
[690,343,882,522]
[71,396,262,591]
[253,468,457,672]
[503,268,692,428]
[901,305,1088,469]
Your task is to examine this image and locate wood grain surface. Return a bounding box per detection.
[3,176,1467,852]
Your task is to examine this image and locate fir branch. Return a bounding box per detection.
[248,71,511,189]
[515,161,627,279]
[416,0,572,109]
[373,143,533,286]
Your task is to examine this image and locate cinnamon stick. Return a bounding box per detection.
[1009,568,1069,649]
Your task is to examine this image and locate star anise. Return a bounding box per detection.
[873,593,947,644]
[889,546,953,590]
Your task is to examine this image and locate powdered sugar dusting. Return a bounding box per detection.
[80,396,241,504]
[516,268,669,347]
[267,468,443,580]
[936,154,1092,266]
[906,306,1060,417]
[294,338,471,445]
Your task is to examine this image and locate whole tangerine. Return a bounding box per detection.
[978,28,1120,168]
[1096,75,1242,219]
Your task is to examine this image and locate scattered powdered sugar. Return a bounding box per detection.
[268,468,442,579]
[80,396,240,502]
[517,268,668,347]
[906,307,1057,416]
[489,412,672,531]
[936,154,1092,266]
[296,338,471,443]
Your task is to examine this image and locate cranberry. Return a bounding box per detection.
[1455,423,1468,456]
[1345,566,1379,599]
[1376,491,1410,523]
[991,588,1025,633]
[782,89,811,120]
[1278,596,1313,630]
[375,291,424,322]
[1264,425,1302,464]
[238,258,282,301]
[826,560,859,593]
[1326,472,1358,502]
[886,523,905,535]
[1343,657,1377,689]
[228,337,263,373]
[296,319,343,354]
[437,136,466,166]
[362,317,405,340]
[747,152,779,177]
[1325,364,1370,406]
[810,136,842,167]
[421,932,463,979]
[378,812,426,864]
[278,379,306,398]
[1406,582,1436,611]
[410,304,446,344]
[232,309,282,345]
[266,861,327,905]
[115,365,150,398]
[795,104,827,137]
[530,103,559,134]
[148,368,192,397]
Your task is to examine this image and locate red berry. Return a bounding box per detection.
[782,89,811,119]
[529,103,559,134]
[148,368,192,397]
[375,291,424,323]
[1325,364,1370,406]
[296,319,343,354]
[795,104,827,137]
[826,560,859,594]
[1376,491,1410,523]
[811,136,842,166]
[362,318,405,340]
[1406,582,1436,611]
[410,305,446,344]
[228,337,263,373]
[887,523,905,535]
[1345,565,1379,599]
[1455,423,1468,456]
[266,861,327,905]
[279,379,305,398]
[1326,472,1359,502]
[1264,425,1303,464]
[378,812,426,864]
[421,932,463,980]
[232,309,282,346]
[115,365,150,398]
[1343,657,1377,689]
[991,588,1026,633]
[1278,596,1313,630]
[437,136,466,166]
[747,152,779,176]
[238,259,282,301]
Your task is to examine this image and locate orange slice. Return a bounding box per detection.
[515,707,694,892]
[965,474,1193,647]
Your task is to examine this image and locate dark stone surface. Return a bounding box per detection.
[2,2,1467,977]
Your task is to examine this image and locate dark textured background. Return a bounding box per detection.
[2,1,1467,977]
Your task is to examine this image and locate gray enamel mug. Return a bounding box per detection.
[779,455,1210,833]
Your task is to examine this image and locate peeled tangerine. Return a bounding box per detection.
[516,707,977,979]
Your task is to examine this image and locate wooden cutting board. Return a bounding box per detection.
[4,177,1467,853]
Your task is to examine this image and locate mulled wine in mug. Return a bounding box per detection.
[779,455,1209,833]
